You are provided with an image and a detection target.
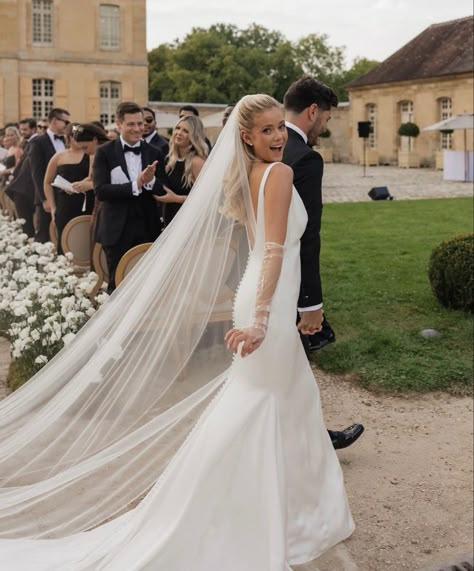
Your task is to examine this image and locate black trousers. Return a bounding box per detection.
[34,204,52,243]
[103,218,147,294]
[13,193,35,238]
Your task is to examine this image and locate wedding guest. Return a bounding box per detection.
[44,123,108,253]
[178,105,212,151]
[155,115,207,227]
[142,107,169,156]
[18,118,37,148]
[222,104,235,126]
[0,126,23,178]
[30,107,71,242]
[5,122,39,237]
[93,101,166,293]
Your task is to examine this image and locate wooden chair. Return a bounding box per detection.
[89,242,109,298]
[60,215,92,271]
[115,242,153,287]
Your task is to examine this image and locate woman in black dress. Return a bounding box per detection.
[156,115,208,227]
[44,123,108,252]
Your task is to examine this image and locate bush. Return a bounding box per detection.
[398,122,420,138]
[428,233,474,313]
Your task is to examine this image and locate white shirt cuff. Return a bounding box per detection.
[132,181,142,196]
[298,303,323,312]
[143,176,156,191]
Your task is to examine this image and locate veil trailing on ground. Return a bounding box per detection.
[0,98,258,538]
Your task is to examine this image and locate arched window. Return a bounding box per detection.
[32,78,54,118]
[399,100,414,151]
[438,97,453,150]
[100,81,121,125]
[366,103,377,149]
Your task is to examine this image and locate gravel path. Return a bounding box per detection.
[323,164,473,203]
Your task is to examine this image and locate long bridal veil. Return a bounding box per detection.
[0,99,257,538]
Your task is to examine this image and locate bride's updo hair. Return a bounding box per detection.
[222,94,281,223]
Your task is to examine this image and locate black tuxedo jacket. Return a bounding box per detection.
[92,139,166,247]
[282,127,323,308]
[29,133,57,205]
[5,138,36,200]
[147,132,169,157]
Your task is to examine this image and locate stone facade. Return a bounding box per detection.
[0,0,148,124]
[348,74,473,167]
[346,17,474,167]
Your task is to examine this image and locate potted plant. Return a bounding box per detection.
[397,122,420,168]
[314,128,333,163]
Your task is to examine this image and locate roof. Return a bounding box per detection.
[346,16,473,89]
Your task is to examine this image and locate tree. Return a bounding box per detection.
[334,57,380,101]
[147,24,379,104]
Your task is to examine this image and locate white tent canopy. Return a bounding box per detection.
[422,113,474,131]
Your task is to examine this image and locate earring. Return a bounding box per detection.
[248,142,253,146]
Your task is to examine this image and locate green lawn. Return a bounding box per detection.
[316,197,473,394]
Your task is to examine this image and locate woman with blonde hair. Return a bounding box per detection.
[155,114,208,226]
[0,126,23,178]
[0,94,353,570]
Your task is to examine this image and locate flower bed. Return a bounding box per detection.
[0,215,107,389]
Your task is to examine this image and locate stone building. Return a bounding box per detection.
[346,16,473,167]
[0,0,148,125]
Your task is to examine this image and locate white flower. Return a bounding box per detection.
[34,355,48,365]
[63,332,76,346]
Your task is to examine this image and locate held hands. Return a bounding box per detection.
[153,185,184,204]
[137,161,158,188]
[224,326,265,358]
[297,308,323,335]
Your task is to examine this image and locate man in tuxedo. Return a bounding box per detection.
[283,75,364,450]
[6,118,39,237]
[142,107,169,156]
[93,101,166,293]
[29,107,70,242]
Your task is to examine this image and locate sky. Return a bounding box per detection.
[146,0,473,66]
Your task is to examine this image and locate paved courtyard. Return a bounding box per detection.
[323,164,473,203]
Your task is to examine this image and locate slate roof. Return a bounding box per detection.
[346,16,473,89]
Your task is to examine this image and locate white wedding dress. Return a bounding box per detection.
[0,163,353,570]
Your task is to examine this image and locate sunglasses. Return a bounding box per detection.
[37,125,47,129]
[55,117,70,126]
[144,117,154,124]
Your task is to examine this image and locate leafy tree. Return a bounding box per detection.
[334,57,380,101]
[147,25,378,104]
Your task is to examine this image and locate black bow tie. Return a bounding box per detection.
[123,144,141,155]
[54,134,65,142]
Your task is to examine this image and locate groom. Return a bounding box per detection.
[283,75,364,450]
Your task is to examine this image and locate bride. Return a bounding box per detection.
[0,94,353,569]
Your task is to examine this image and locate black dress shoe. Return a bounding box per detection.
[328,424,365,450]
[307,318,336,353]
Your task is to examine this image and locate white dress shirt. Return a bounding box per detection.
[120,136,155,196]
[285,122,323,313]
[47,129,66,153]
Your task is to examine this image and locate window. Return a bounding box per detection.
[439,97,453,150]
[366,104,377,149]
[32,79,54,119]
[32,0,53,46]
[100,4,120,49]
[100,81,121,125]
[399,101,414,151]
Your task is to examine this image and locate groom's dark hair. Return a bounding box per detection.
[284,75,338,113]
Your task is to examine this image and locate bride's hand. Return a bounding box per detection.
[224,327,264,358]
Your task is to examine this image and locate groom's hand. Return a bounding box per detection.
[298,308,323,335]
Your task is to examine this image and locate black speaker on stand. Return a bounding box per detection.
[357,121,372,177]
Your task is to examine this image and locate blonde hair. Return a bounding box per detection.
[222,94,282,223]
[5,126,21,145]
[166,115,208,188]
